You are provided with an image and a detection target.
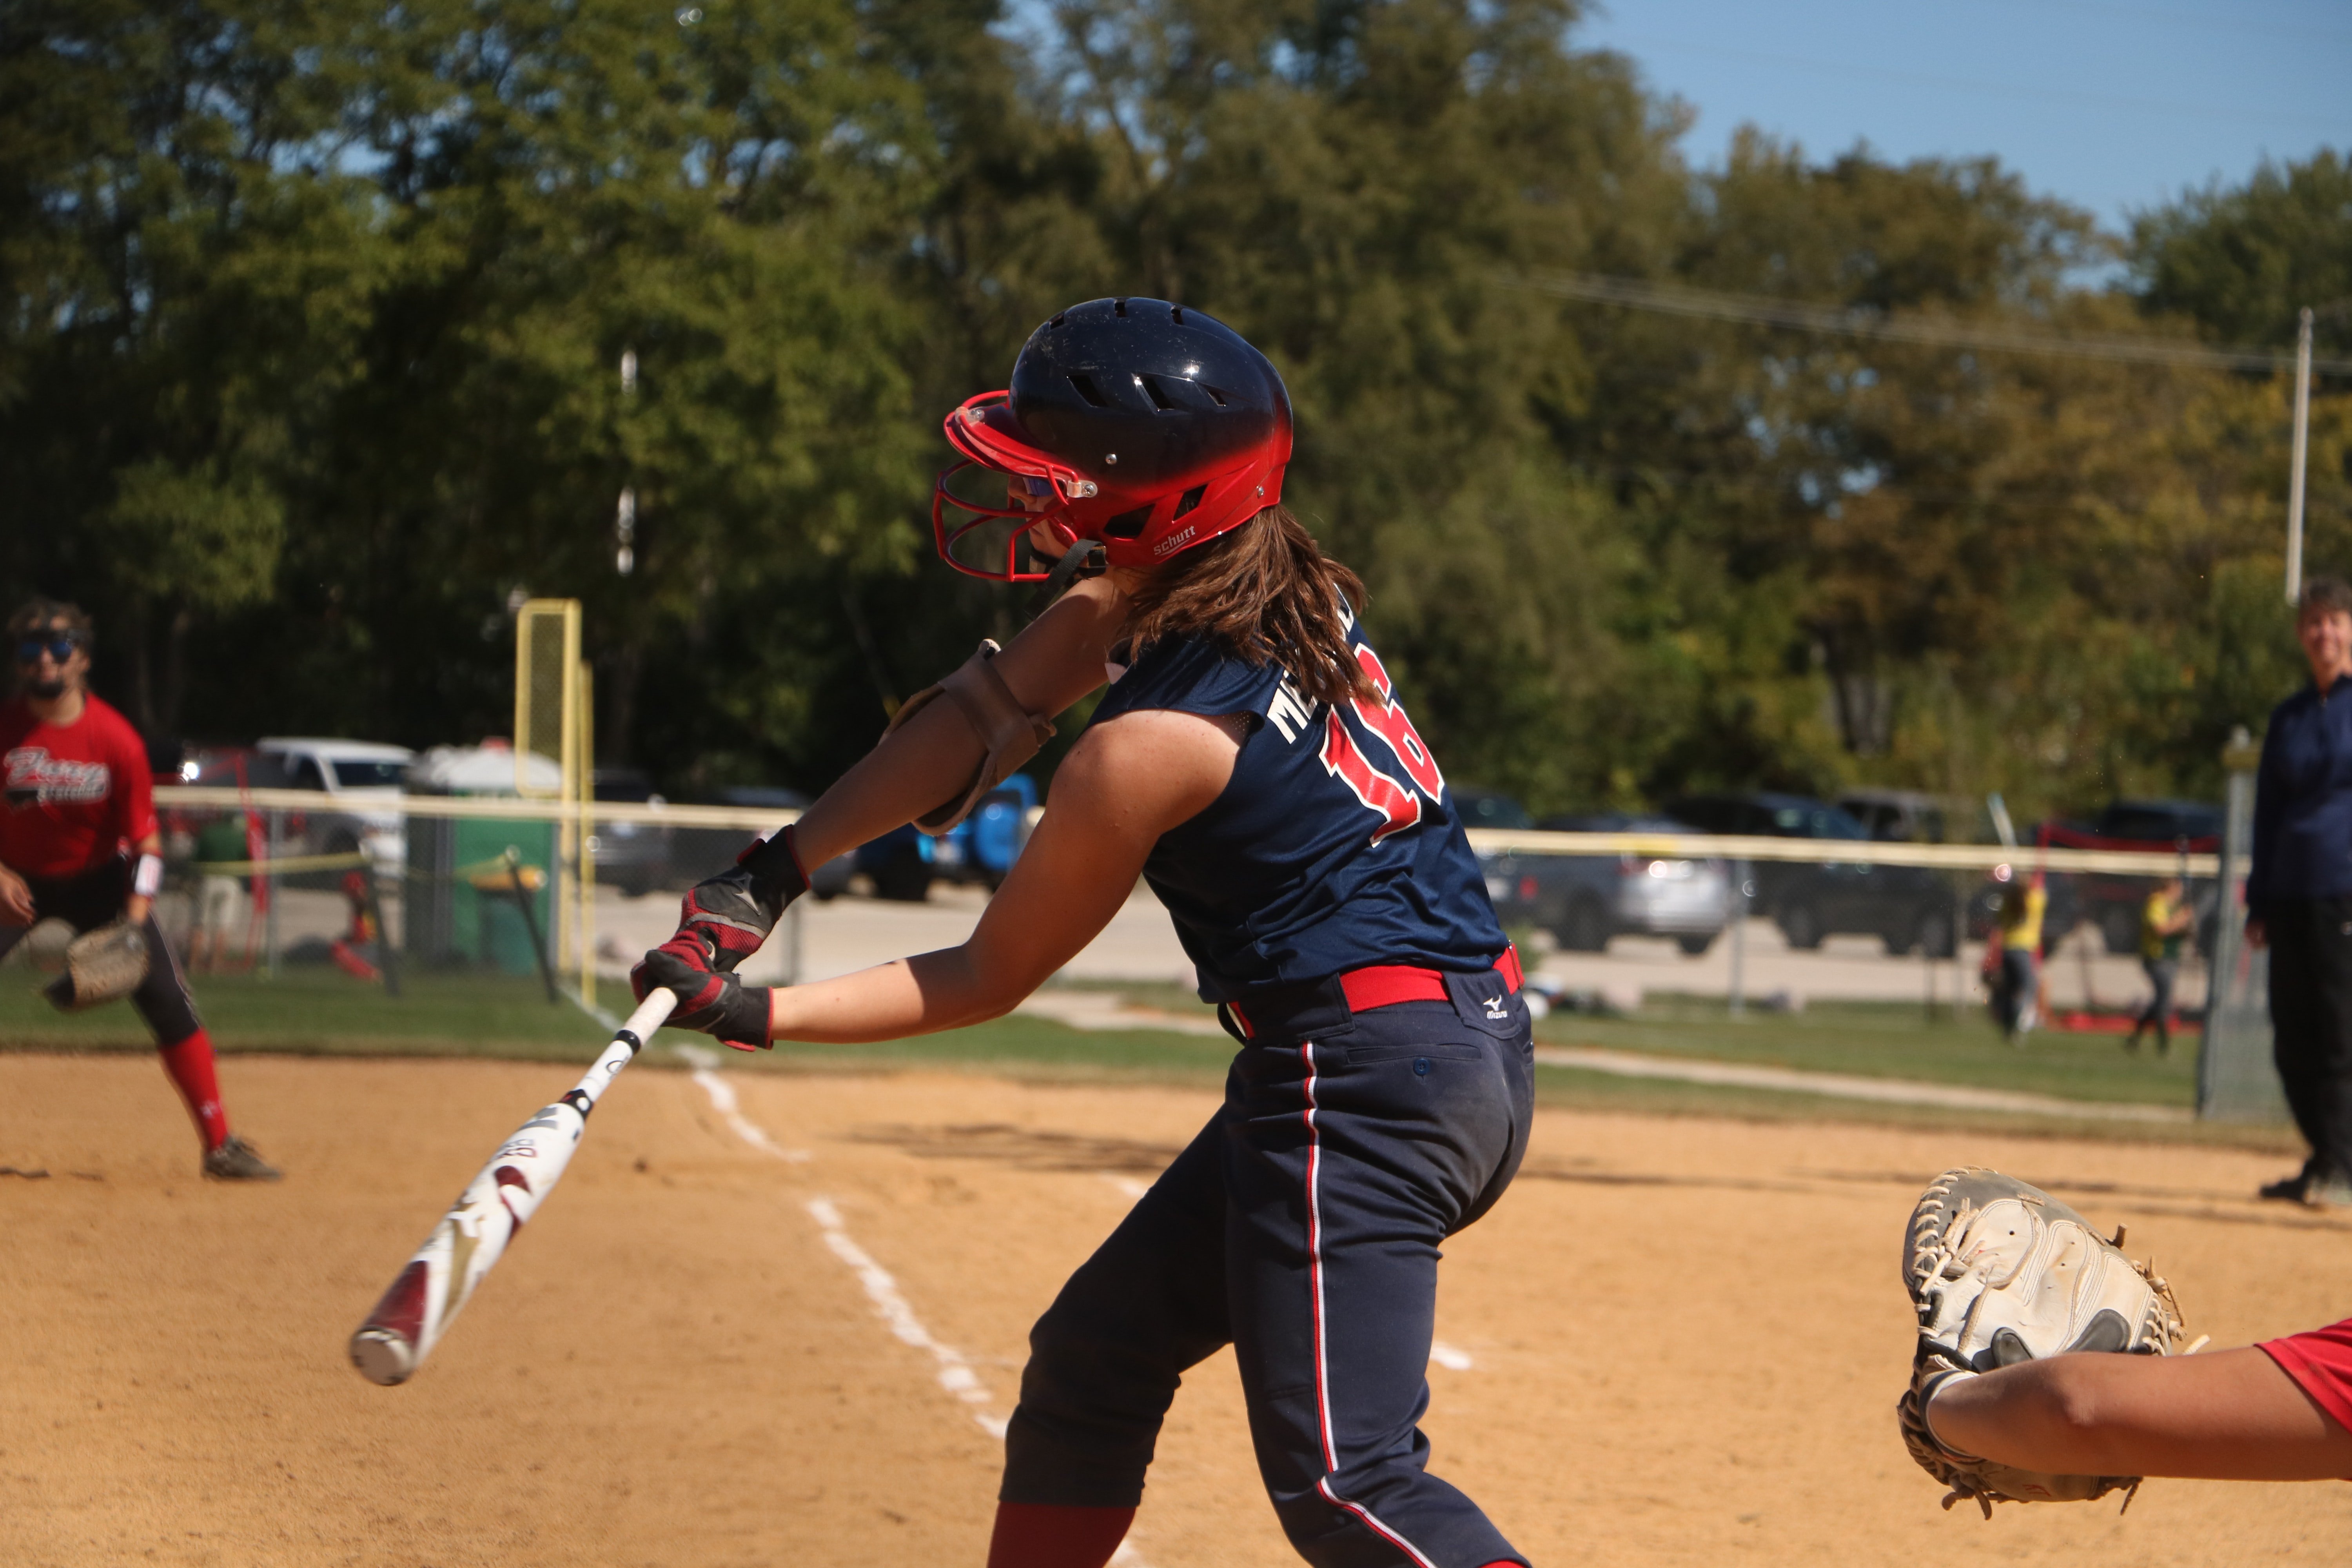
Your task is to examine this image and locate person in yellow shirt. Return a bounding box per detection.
[2127,875,2194,1056]
[1992,869,2047,1043]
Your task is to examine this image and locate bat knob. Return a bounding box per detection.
[350,1328,418,1386]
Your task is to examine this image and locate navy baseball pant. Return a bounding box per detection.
[1002,969,1535,1567]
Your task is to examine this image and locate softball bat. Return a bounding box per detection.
[348,988,677,1385]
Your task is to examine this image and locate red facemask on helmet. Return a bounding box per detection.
[933,298,1293,582]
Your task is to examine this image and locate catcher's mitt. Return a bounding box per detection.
[1897,1166,2185,1516]
[44,919,151,1012]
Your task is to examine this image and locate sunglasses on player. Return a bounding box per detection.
[15,634,79,665]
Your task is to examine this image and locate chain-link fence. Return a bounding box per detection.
[94,786,2282,1121]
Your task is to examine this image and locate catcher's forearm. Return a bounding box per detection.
[788,581,1128,865]
[1931,1349,2352,1481]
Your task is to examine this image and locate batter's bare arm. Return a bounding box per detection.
[789,576,1132,866]
[765,708,1238,1043]
[629,577,1137,1044]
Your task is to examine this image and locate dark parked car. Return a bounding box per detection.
[1485,813,1731,954]
[1836,788,1951,845]
[707,785,860,901]
[1666,791,1957,956]
[838,775,1040,902]
[592,768,672,897]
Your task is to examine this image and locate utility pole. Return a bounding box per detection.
[2286,307,2314,603]
[616,348,638,576]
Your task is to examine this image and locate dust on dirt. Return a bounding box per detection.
[4,1052,2348,1566]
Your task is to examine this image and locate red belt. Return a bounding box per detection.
[1227,947,1523,1040]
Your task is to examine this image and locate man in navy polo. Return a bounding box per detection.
[2249,574,2352,1208]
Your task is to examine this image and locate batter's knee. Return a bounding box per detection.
[1254,1429,1526,1568]
[1000,1296,1182,1507]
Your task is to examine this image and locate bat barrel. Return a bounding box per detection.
[349,990,677,1386]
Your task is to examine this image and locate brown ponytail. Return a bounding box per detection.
[1122,507,1374,705]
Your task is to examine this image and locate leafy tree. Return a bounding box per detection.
[0,0,388,731]
[4,0,2339,828]
[2132,150,2352,356]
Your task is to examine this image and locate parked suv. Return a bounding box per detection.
[1484,812,1731,954]
[1666,791,1956,956]
[1835,788,1951,845]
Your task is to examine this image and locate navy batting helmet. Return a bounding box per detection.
[933,298,1292,581]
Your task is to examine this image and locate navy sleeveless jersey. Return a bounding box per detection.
[1087,604,1507,1002]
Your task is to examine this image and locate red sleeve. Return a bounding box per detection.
[108,708,158,846]
[2259,1316,2352,1441]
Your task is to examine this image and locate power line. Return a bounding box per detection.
[1992,0,2352,49]
[1602,32,2350,134]
[1508,270,2352,376]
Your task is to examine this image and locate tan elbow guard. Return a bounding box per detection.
[883,639,1055,834]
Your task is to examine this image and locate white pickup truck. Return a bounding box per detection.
[254,737,415,870]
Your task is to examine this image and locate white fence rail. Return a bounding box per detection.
[161,786,2212,875]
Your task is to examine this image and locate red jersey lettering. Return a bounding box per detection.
[1348,646,1445,800]
[1320,708,1421,844]
[0,695,158,878]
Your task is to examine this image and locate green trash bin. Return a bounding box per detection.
[457,817,554,977]
[403,815,555,977]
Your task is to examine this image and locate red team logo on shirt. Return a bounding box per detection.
[3,746,112,808]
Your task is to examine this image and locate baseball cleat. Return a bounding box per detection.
[202,1135,283,1182]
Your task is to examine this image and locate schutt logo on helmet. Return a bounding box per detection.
[933,298,1292,583]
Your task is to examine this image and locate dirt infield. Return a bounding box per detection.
[5,1052,2351,1567]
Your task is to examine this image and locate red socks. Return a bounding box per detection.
[984,1503,1137,1568]
[158,1031,230,1152]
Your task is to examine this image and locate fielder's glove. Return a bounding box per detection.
[44,918,151,1011]
[630,828,806,1049]
[1896,1166,2185,1516]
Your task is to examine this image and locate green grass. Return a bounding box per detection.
[1534,993,2200,1108]
[1044,979,2200,1107]
[0,963,2294,1151]
[0,965,1243,1079]
[0,966,611,1062]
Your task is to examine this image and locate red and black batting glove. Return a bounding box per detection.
[630,826,807,1049]
[671,826,810,974]
[631,943,773,1049]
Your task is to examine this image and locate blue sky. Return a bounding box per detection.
[1573,0,2350,232]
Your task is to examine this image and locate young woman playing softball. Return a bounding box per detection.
[637,298,1535,1568]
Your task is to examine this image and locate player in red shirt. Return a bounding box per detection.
[1,599,278,1180]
